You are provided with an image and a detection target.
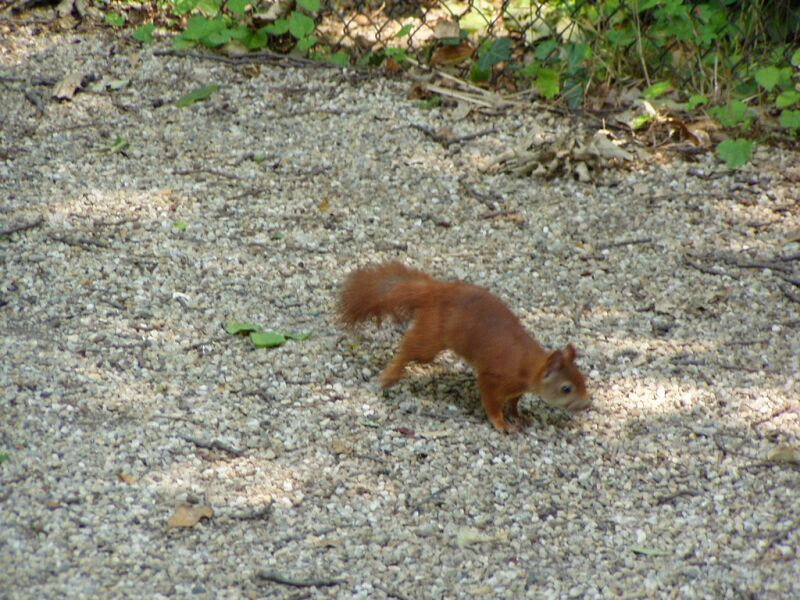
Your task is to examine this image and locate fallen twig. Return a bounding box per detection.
[153,48,336,69]
[752,405,795,427]
[49,234,110,249]
[759,517,800,560]
[596,237,652,251]
[173,167,243,181]
[256,571,344,588]
[682,256,738,279]
[0,216,44,237]
[180,435,243,457]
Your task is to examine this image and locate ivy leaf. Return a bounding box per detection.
[709,100,748,128]
[328,50,349,66]
[176,84,219,107]
[642,80,672,99]
[396,24,413,38]
[776,90,800,109]
[755,66,780,92]
[531,67,559,99]
[288,11,315,39]
[262,20,289,35]
[687,94,708,110]
[779,110,800,131]
[476,37,511,71]
[792,49,800,66]
[250,331,286,348]
[716,138,754,169]
[297,0,320,13]
[133,24,155,44]
[225,321,260,335]
[295,35,317,53]
[173,0,199,14]
[106,12,125,27]
[226,0,249,15]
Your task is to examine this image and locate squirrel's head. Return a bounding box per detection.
[537,344,591,412]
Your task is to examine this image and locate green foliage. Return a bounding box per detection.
[716,139,754,169]
[709,100,750,129]
[226,320,310,349]
[779,110,800,131]
[133,23,155,44]
[176,84,219,107]
[0,452,8,464]
[106,12,125,27]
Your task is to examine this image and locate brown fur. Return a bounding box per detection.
[338,262,590,432]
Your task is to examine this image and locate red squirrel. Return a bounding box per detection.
[338,262,590,432]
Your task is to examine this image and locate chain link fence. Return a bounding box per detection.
[314,0,800,102]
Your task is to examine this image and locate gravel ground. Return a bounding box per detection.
[1,28,799,599]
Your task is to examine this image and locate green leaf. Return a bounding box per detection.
[709,100,748,128]
[0,452,9,464]
[642,80,672,99]
[226,0,248,15]
[173,221,187,231]
[779,109,800,131]
[176,84,219,107]
[182,15,222,41]
[534,39,558,61]
[776,90,800,109]
[295,35,317,53]
[106,12,125,27]
[252,152,267,163]
[396,24,413,38]
[109,137,128,153]
[385,47,407,63]
[792,49,800,66]
[288,11,315,39]
[630,545,670,557]
[263,19,289,35]
[477,37,511,71]
[755,66,781,92]
[328,50,349,67]
[469,62,491,83]
[687,94,708,110]
[250,331,286,348]
[630,113,654,130]
[225,321,260,335]
[173,0,199,14]
[283,331,311,341]
[133,24,155,44]
[716,138,754,169]
[532,67,559,99]
[297,0,320,13]
[194,0,222,17]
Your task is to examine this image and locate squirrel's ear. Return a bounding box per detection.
[543,349,564,378]
[564,344,577,362]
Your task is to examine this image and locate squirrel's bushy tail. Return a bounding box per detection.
[338,261,439,326]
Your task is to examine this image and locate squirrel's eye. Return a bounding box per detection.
[560,384,572,395]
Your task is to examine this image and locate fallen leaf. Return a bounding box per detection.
[393,427,416,438]
[117,472,137,484]
[167,504,213,528]
[433,19,460,39]
[52,72,84,100]
[630,545,670,557]
[455,526,494,547]
[430,43,473,66]
[768,444,800,464]
[418,429,450,439]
